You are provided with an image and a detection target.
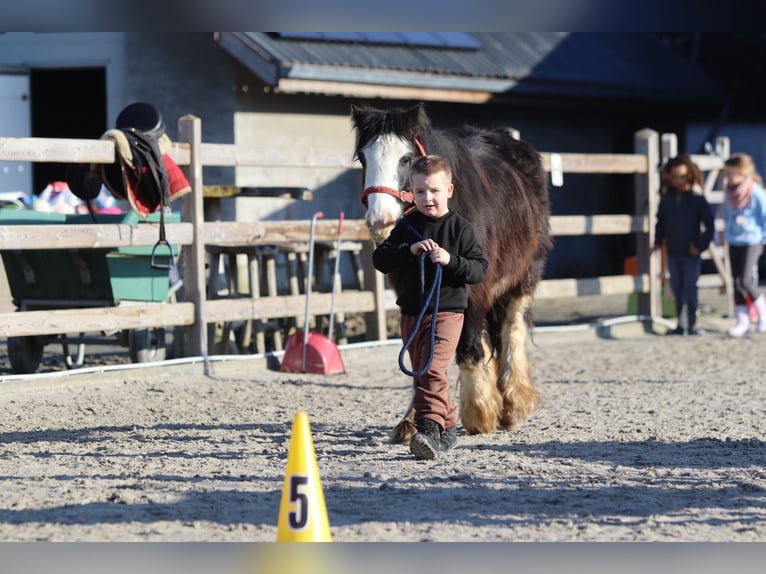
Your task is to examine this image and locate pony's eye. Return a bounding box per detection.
[399,154,413,167]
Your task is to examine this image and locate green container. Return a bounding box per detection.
[626,291,677,318]
[106,253,174,302]
[0,209,180,307]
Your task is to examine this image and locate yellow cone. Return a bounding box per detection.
[277,411,332,542]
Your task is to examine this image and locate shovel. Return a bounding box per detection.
[280,212,346,375]
[327,211,344,341]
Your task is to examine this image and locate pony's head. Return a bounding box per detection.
[351,103,429,242]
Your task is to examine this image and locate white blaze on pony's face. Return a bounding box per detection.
[360,133,413,243]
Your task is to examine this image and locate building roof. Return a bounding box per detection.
[216,32,723,105]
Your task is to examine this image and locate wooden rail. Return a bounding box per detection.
[0,119,730,362]
[0,223,193,250]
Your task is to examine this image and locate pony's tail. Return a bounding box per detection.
[389,396,417,444]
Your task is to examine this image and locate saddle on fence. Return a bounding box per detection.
[67,102,191,218]
[66,102,191,277]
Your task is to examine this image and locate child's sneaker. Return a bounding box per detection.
[409,418,441,460]
[440,426,458,451]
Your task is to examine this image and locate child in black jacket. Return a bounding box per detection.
[653,154,714,335]
[372,155,488,460]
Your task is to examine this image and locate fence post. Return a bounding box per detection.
[714,136,733,318]
[362,241,388,341]
[634,128,661,319]
[715,135,730,161]
[713,136,731,201]
[178,115,208,366]
[660,133,677,165]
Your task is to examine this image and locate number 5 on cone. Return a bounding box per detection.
[276,412,332,541]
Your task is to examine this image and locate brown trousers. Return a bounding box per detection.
[400,312,464,430]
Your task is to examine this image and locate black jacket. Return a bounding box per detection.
[372,210,488,315]
[654,190,715,258]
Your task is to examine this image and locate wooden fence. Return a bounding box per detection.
[0,116,730,364]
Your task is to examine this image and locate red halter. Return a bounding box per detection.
[360,136,426,208]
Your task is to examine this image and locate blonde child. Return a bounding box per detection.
[722,153,766,336]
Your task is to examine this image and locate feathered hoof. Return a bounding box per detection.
[498,413,528,432]
[460,416,498,436]
[498,388,540,432]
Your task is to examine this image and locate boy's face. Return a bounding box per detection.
[410,170,454,218]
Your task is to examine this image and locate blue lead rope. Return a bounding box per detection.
[397,221,443,377]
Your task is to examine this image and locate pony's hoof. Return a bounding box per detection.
[498,412,529,431]
[461,419,498,436]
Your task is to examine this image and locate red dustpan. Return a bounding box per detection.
[280,330,345,374]
[280,211,346,375]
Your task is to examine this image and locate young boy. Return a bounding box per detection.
[372,155,488,460]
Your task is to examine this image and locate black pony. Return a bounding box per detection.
[351,103,552,441]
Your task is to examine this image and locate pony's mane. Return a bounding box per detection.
[351,104,430,160]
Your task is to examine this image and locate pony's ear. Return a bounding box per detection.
[404,103,429,130]
[350,103,373,124]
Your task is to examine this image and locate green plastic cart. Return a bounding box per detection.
[0,209,180,374]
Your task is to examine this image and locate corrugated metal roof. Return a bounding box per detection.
[217,32,722,103]
[278,32,483,49]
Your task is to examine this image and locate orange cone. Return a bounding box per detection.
[276,412,332,542]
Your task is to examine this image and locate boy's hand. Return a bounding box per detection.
[410,239,438,256]
[410,240,451,266]
[428,247,451,266]
[688,243,700,256]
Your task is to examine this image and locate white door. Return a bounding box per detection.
[0,73,32,199]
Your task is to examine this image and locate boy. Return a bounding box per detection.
[372,155,488,460]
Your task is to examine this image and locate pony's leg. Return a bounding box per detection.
[497,294,541,430]
[458,330,501,435]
